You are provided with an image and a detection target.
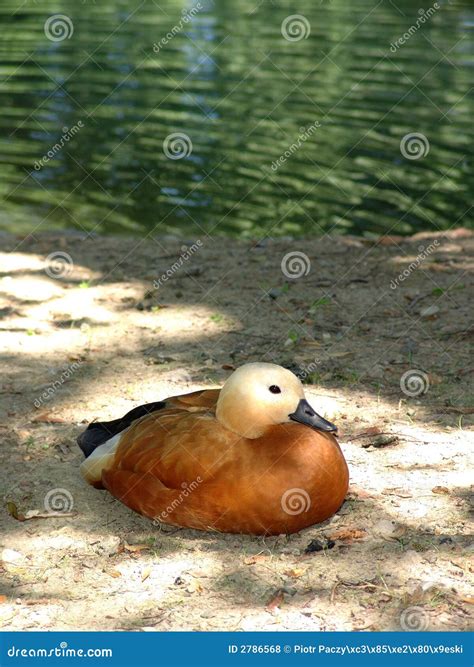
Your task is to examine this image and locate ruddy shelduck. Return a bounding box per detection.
[78,363,349,535]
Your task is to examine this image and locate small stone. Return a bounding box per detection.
[420,305,440,318]
[368,364,385,380]
[268,288,282,300]
[1,548,24,563]
[304,538,335,553]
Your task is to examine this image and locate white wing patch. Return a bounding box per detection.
[80,433,121,484]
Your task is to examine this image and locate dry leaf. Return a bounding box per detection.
[432,486,449,495]
[123,542,150,553]
[18,509,76,521]
[186,580,203,594]
[266,590,284,612]
[244,554,268,565]
[6,501,25,521]
[141,567,151,582]
[362,435,399,448]
[284,567,305,579]
[107,570,122,579]
[31,413,67,423]
[358,426,382,437]
[348,485,376,499]
[383,488,413,498]
[0,595,7,604]
[330,528,367,542]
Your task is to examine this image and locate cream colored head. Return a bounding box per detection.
[216,362,336,439]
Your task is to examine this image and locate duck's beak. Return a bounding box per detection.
[289,399,337,433]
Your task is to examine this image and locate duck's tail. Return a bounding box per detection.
[77,401,166,486]
[77,401,166,458]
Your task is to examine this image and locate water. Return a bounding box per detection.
[0,0,472,238]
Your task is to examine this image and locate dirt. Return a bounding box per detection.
[0,228,472,632]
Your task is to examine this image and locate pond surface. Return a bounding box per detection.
[0,0,472,237]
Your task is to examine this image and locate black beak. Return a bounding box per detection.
[289,398,337,433]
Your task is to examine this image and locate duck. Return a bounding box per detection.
[77,363,349,535]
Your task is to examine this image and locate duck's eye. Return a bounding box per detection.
[269,385,281,394]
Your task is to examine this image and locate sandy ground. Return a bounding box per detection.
[0,228,472,632]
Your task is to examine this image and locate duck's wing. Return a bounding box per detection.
[77,388,220,458]
[101,408,238,527]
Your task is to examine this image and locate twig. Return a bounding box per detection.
[348,431,425,443]
[222,331,276,341]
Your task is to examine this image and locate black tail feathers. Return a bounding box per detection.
[77,401,167,458]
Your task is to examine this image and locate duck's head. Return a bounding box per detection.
[216,362,337,439]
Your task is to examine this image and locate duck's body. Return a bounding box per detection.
[79,364,349,535]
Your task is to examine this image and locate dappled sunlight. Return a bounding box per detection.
[0,275,63,303]
[0,230,472,632]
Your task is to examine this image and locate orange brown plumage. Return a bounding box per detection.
[78,363,349,535]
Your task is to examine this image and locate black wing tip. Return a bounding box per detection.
[77,400,167,458]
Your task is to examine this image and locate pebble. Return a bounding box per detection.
[368,364,385,380]
[420,305,440,318]
[1,548,24,563]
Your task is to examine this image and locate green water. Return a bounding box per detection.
[0,0,472,238]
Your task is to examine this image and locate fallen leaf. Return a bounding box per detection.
[6,502,25,521]
[362,435,399,448]
[0,596,7,604]
[330,528,367,542]
[31,413,67,423]
[141,567,151,582]
[383,488,413,498]
[357,426,382,437]
[284,568,306,579]
[107,570,122,579]
[432,486,449,495]
[123,542,150,553]
[243,554,268,565]
[460,596,474,604]
[436,406,474,415]
[265,590,284,612]
[348,485,377,499]
[21,509,76,521]
[186,580,203,594]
